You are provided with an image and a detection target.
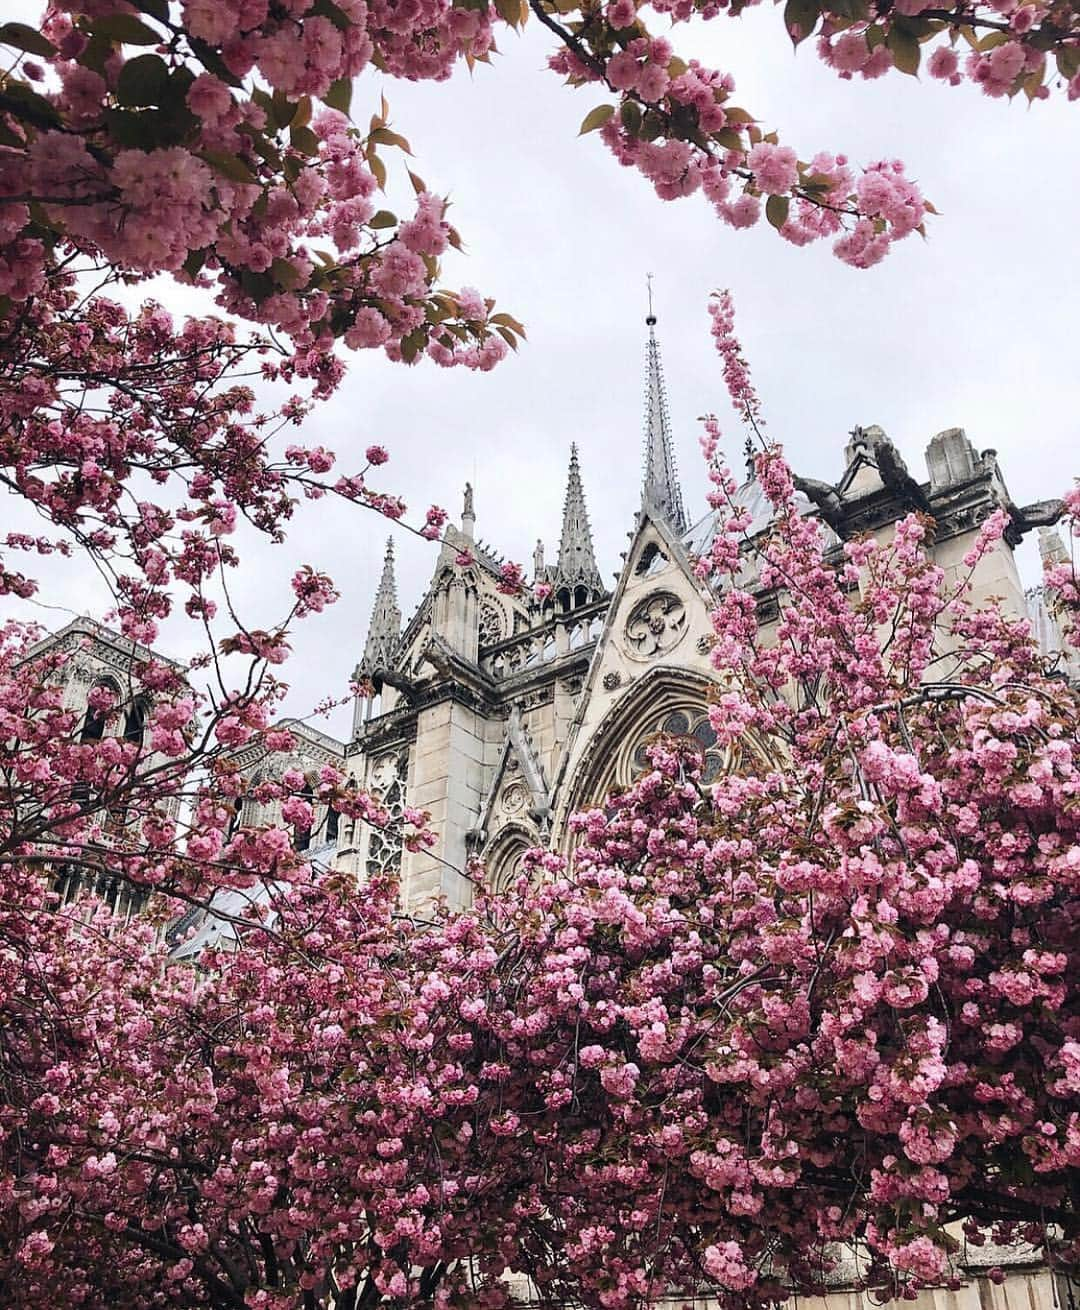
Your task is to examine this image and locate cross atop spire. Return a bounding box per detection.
[358,538,401,675]
[553,443,604,605]
[640,286,687,533]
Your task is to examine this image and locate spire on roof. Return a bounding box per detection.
[641,282,687,533]
[553,443,604,604]
[358,538,401,675]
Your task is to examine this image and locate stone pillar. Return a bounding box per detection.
[401,698,489,912]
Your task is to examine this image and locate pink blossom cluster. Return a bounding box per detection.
[1,4,520,372]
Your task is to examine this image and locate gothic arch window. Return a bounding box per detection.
[484,825,535,894]
[325,805,340,846]
[340,775,358,848]
[293,778,316,852]
[366,753,408,878]
[629,708,726,784]
[123,696,148,747]
[81,677,120,742]
[566,670,736,819]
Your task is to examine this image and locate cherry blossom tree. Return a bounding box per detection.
[1,0,1079,1299]
[3,290,1079,1307]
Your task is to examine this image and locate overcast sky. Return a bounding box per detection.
[7,8,1077,739]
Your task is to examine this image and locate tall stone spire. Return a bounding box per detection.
[640,281,687,533]
[358,538,401,675]
[553,443,604,604]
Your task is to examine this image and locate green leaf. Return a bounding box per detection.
[619,101,642,135]
[494,0,521,27]
[0,79,61,128]
[639,111,665,142]
[289,125,320,156]
[271,90,298,130]
[766,194,790,230]
[116,53,171,107]
[323,76,352,116]
[0,22,58,57]
[133,0,170,18]
[200,150,260,184]
[712,128,743,152]
[182,248,207,280]
[369,209,397,229]
[490,311,526,338]
[271,257,305,289]
[886,26,921,74]
[90,13,162,44]
[1056,46,1080,80]
[368,126,411,152]
[783,0,819,44]
[579,103,615,135]
[400,328,425,363]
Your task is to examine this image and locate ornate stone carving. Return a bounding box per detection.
[501,782,527,815]
[623,591,688,660]
[478,599,504,648]
[602,671,621,691]
[696,635,712,655]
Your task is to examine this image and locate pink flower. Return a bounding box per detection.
[747,142,799,195]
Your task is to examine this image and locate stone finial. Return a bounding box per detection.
[926,427,978,490]
[533,538,545,576]
[844,423,887,467]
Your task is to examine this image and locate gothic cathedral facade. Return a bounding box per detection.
[234,316,1075,914]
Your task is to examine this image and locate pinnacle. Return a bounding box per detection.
[553,444,604,604]
[359,537,402,675]
[641,318,687,533]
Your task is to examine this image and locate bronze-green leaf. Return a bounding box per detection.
[289,125,320,156]
[323,77,352,116]
[886,25,921,75]
[766,194,790,230]
[783,0,819,44]
[579,103,615,135]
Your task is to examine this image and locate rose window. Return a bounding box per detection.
[631,709,725,784]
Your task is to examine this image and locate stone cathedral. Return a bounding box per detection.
[30,313,1076,944]
[219,312,1074,922]
[21,312,1078,1310]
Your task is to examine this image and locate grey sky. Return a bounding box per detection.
[6,7,1076,738]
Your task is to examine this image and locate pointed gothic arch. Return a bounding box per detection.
[563,666,755,827]
[482,821,537,895]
